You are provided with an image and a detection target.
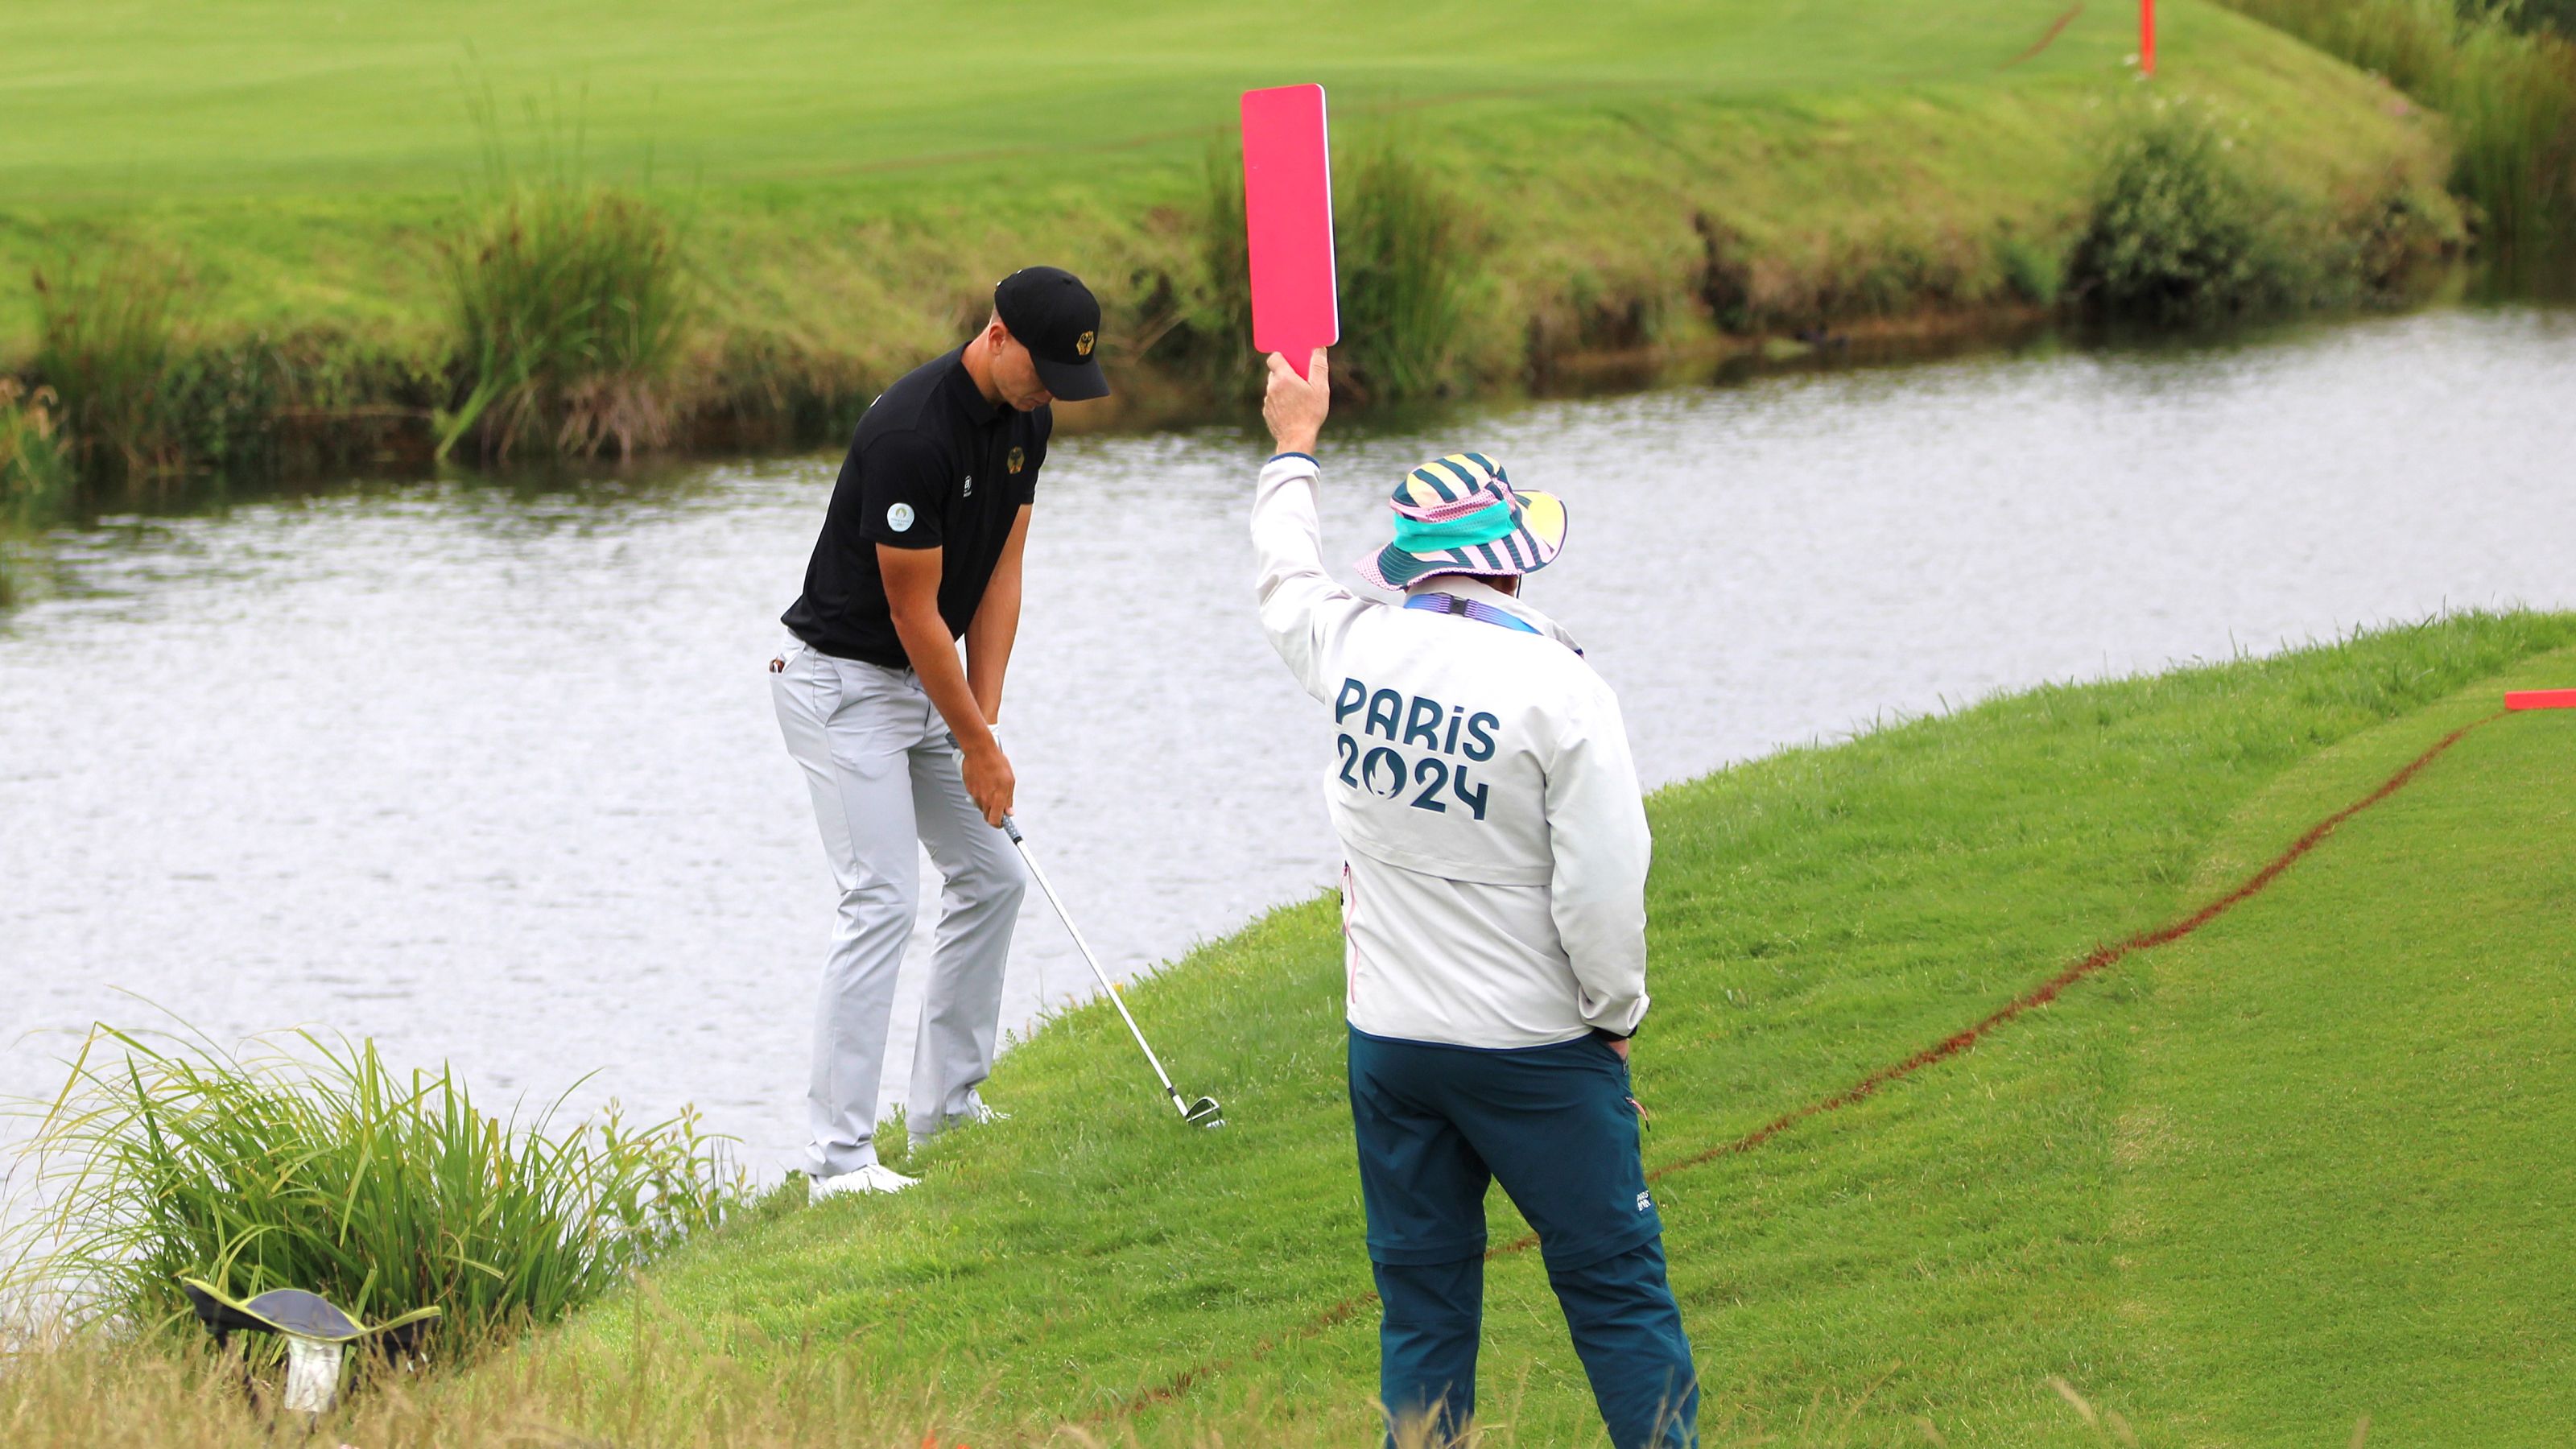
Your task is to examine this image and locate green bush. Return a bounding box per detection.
[440,184,692,462]
[2070,101,2289,322]
[2,1026,747,1348]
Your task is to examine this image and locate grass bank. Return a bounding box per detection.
[2219,0,2576,255]
[0,0,2480,485]
[10,611,2573,1443]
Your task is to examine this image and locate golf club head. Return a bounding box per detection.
[1183,1096,1226,1129]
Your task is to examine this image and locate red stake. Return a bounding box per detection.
[2505,688,2576,711]
[2142,0,2157,76]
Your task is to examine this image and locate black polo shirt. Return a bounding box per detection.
[782,348,1050,667]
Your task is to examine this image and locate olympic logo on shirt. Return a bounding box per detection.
[1333,676,1496,820]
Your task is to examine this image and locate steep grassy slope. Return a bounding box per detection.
[515,613,2574,1446]
[11,617,2566,1446]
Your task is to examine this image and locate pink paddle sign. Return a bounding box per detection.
[1241,84,1338,378]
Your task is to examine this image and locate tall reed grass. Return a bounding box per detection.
[1,376,74,531]
[2223,0,2576,252]
[440,184,692,462]
[2,1025,746,1349]
[31,251,188,480]
[1331,133,1488,402]
[1172,144,1260,400]
[1155,134,1489,405]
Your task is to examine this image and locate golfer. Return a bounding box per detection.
[1252,349,1696,1447]
[772,266,1109,1198]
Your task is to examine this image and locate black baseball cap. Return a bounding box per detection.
[993,266,1109,401]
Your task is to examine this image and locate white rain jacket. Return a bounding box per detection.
[1252,452,1653,1049]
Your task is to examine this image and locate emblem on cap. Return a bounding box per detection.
[1007,446,1026,474]
[1075,330,1095,357]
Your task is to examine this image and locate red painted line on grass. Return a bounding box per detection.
[1641,711,2502,1183]
[2506,688,2576,711]
[2001,4,2087,69]
[1106,710,2504,1418]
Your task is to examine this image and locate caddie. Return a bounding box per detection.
[772,266,1108,1198]
[1251,349,1697,1448]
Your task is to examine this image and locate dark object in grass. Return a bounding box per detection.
[180,1276,440,1416]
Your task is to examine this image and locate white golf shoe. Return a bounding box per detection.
[809,1162,918,1199]
[910,1094,1009,1150]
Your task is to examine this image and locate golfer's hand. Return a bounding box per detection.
[962,738,1016,828]
[1263,349,1329,456]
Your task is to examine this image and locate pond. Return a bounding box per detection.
[5,305,2572,1185]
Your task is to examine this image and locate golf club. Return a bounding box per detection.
[1001,811,1224,1129]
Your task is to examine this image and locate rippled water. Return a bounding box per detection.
[5,308,2572,1185]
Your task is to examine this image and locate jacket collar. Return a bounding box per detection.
[1409,576,1584,654]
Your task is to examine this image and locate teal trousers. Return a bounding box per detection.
[1349,1026,1698,1448]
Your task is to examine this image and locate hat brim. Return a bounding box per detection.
[1033,353,1109,402]
[1360,489,1567,592]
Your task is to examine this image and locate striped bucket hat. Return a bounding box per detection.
[1358,452,1568,591]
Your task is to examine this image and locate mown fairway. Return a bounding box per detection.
[0,0,2125,200]
[489,614,2574,1446]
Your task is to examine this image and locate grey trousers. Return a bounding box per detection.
[771,639,1027,1175]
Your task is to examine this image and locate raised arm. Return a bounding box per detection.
[1252,349,1374,700]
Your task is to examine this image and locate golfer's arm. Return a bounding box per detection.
[963,504,1032,725]
[878,544,999,757]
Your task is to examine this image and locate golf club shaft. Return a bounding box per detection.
[1005,819,1193,1117]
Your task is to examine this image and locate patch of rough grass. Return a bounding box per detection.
[31,248,188,481]
[0,375,71,524]
[2,1025,747,1351]
[1330,128,1492,404]
[2223,0,2576,251]
[440,184,692,463]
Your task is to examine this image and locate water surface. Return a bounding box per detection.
[5,308,2571,1183]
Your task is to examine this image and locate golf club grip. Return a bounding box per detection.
[1009,835,1183,1097]
[943,744,1022,843]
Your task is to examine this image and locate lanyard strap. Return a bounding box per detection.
[1404,592,1542,636]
